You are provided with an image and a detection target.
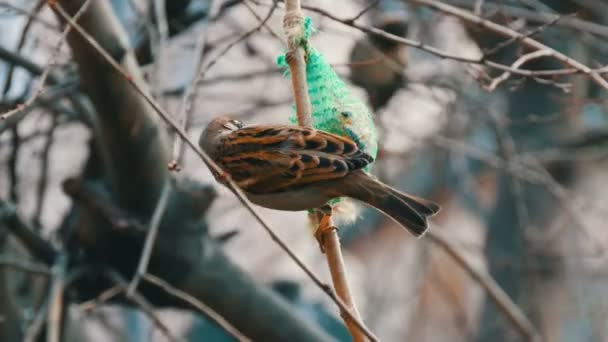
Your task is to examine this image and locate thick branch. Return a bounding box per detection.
[57,0,169,216]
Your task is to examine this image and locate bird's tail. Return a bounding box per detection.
[343,173,440,236]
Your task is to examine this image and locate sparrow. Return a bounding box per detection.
[199,116,440,236]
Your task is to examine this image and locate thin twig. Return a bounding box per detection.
[281,1,608,79]
[169,0,276,170]
[127,180,171,296]
[46,253,67,342]
[24,299,49,342]
[170,0,216,169]
[426,230,541,342]
[409,0,608,91]
[105,270,181,342]
[78,285,123,311]
[0,2,59,30]
[244,0,284,42]
[348,0,380,22]
[8,127,20,204]
[142,273,251,342]
[0,200,58,264]
[487,50,553,91]
[0,255,51,276]
[33,112,59,227]
[0,0,91,120]
[482,14,564,57]
[448,0,608,39]
[49,3,375,339]
[1,0,45,95]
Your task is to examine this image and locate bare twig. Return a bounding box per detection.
[50,3,374,338]
[169,0,276,170]
[487,50,553,91]
[0,255,51,276]
[409,0,608,90]
[0,200,57,264]
[281,2,608,80]
[243,0,284,42]
[8,127,20,204]
[348,0,380,22]
[426,230,541,342]
[24,299,49,342]
[127,180,171,297]
[105,270,180,342]
[482,14,564,57]
[33,113,59,227]
[142,273,251,342]
[0,2,59,30]
[282,2,370,341]
[0,0,90,120]
[449,0,608,39]
[46,253,67,342]
[1,0,45,95]
[78,285,123,311]
[320,216,366,342]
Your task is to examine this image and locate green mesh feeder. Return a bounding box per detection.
[277,18,378,207]
[277,18,378,165]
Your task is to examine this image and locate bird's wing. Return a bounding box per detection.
[215,125,374,194]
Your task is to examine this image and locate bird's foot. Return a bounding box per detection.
[314,207,336,252]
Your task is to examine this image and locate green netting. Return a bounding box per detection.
[277,18,378,165]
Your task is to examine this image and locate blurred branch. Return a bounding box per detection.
[0,200,57,264]
[409,0,608,90]
[0,82,79,134]
[33,112,59,227]
[287,2,608,80]
[7,127,19,203]
[0,2,59,30]
[0,225,23,341]
[448,0,608,39]
[105,270,180,342]
[46,254,67,342]
[142,273,251,342]
[127,181,171,296]
[426,230,541,342]
[0,0,90,121]
[0,255,51,276]
[1,0,45,96]
[283,0,312,126]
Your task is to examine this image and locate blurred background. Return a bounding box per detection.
[1,0,608,341]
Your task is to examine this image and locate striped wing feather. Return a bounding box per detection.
[215,125,373,194]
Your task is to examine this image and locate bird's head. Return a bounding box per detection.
[199,116,243,156]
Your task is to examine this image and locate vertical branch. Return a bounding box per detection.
[281,2,367,341]
[8,127,20,203]
[282,0,312,127]
[33,113,58,227]
[322,216,365,341]
[46,254,67,342]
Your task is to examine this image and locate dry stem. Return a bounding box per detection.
[282,1,368,341]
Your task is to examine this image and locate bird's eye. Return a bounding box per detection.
[223,120,243,130]
[341,111,352,118]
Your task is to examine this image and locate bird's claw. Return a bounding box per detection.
[314,212,336,253]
